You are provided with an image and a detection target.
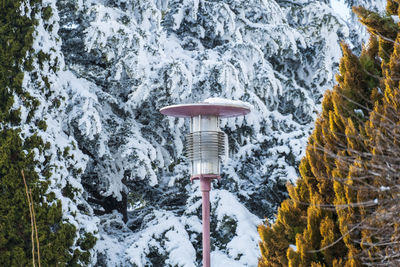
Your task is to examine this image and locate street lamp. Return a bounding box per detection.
[160,100,250,267]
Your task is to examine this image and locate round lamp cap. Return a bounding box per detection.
[160,102,250,118]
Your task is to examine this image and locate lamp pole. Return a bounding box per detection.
[160,101,250,267]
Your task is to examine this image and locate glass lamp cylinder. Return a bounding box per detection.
[186,115,227,177]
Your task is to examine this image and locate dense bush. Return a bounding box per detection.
[259,0,400,266]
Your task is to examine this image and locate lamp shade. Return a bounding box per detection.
[186,115,227,177]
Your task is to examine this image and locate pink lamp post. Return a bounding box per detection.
[160,101,250,267]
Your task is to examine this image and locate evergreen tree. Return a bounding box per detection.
[350,1,400,264]
[0,1,95,266]
[257,2,400,266]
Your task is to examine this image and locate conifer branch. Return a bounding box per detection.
[307,219,365,253]
[375,32,399,46]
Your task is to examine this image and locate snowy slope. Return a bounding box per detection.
[27,0,385,265]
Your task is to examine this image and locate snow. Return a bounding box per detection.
[212,189,261,265]
[20,0,387,266]
[62,22,79,30]
[172,7,185,30]
[330,0,350,21]
[211,250,248,267]
[204,97,254,110]
[19,1,100,263]
[126,211,197,267]
[380,186,390,192]
[354,109,364,117]
[65,71,103,141]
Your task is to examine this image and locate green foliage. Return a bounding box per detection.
[70,232,98,265]
[63,146,71,157]
[42,6,52,21]
[78,232,97,251]
[62,181,78,200]
[0,128,79,266]
[386,0,399,15]
[353,5,399,41]
[353,5,398,63]
[37,120,47,131]
[0,1,95,266]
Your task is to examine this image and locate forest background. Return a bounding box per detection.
[1,0,398,266]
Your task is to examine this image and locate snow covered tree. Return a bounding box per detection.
[47,0,389,265]
[0,0,96,265]
[0,0,384,265]
[55,0,356,265]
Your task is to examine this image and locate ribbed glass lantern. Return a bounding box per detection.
[186,115,228,177]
